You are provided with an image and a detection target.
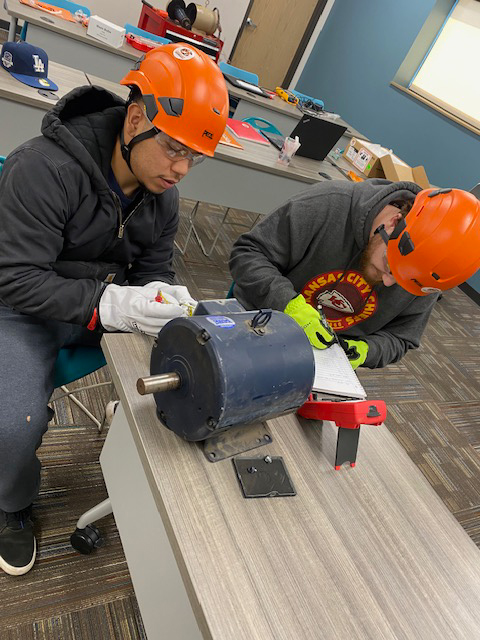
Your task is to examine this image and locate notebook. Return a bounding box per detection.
[226,118,270,145]
[219,130,244,150]
[312,344,366,400]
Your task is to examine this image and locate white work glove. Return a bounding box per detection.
[99,283,188,336]
[144,281,197,316]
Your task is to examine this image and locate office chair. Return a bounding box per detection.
[52,345,114,432]
[0,155,113,431]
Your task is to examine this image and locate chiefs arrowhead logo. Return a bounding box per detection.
[317,289,355,313]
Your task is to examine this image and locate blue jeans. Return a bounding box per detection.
[0,305,101,512]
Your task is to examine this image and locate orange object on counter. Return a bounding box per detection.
[348,171,364,182]
[19,0,76,22]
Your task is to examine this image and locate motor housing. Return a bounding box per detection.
[149,300,314,441]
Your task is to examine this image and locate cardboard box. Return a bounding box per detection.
[343,138,430,189]
[87,15,125,49]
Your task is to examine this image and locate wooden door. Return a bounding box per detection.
[230,0,321,89]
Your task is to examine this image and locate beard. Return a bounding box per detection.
[359,234,383,286]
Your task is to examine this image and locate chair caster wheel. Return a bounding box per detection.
[70,524,104,554]
[104,400,120,426]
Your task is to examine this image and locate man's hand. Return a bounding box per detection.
[284,294,336,350]
[145,281,197,316]
[338,337,369,369]
[99,284,188,336]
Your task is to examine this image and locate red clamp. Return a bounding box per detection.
[297,396,387,470]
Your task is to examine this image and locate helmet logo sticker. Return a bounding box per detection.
[421,287,441,294]
[202,130,213,139]
[173,46,195,60]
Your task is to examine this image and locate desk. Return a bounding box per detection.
[227,83,368,142]
[0,61,90,154]
[100,331,480,639]
[227,84,302,137]
[5,0,137,81]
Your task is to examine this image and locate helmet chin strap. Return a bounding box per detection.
[120,127,158,172]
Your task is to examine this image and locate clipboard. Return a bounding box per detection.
[312,344,366,400]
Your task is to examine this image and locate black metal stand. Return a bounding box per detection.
[335,427,361,470]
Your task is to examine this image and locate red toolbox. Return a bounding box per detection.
[138,4,224,61]
[298,396,387,470]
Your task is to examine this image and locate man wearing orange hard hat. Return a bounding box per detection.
[230,180,480,371]
[0,43,228,576]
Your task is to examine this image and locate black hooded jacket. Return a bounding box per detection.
[0,86,179,326]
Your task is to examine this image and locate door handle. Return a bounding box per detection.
[246,17,257,29]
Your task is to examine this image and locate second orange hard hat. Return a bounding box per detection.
[387,187,480,295]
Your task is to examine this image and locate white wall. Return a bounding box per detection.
[1,0,249,60]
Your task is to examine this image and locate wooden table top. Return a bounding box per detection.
[102,331,480,640]
[0,59,87,108]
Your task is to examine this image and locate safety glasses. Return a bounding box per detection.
[144,114,205,166]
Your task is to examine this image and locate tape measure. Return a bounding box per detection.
[275,87,299,105]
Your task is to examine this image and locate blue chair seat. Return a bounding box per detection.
[53,345,107,388]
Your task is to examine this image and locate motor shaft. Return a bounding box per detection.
[136,372,181,395]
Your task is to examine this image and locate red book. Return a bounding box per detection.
[226,118,270,145]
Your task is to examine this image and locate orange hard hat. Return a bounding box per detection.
[120,43,228,156]
[387,188,480,295]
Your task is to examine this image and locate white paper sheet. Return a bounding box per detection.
[312,344,366,399]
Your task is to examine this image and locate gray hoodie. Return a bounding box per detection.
[229,179,438,368]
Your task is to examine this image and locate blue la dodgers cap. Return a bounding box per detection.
[1,40,58,91]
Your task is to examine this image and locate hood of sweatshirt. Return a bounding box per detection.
[41,85,126,196]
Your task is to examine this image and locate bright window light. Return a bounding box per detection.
[409,0,480,129]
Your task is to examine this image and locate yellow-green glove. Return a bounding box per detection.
[338,337,369,369]
[284,294,336,350]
